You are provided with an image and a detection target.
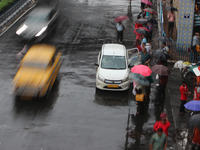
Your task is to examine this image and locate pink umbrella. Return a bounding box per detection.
[143,8,157,14]
[131,65,152,77]
[114,15,128,22]
[141,0,152,6]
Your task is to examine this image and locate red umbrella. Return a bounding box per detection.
[143,8,157,14]
[131,65,152,77]
[114,15,128,22]
[141,0,152,6]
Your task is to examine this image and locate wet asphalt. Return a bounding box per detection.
[0,0,178,149]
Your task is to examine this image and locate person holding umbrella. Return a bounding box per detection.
[116,21,125,43]
[135,86,145,115]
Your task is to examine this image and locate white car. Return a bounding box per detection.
[95,44,141,91]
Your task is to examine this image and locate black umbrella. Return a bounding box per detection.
[156,37,171,42]
[188,114,200,128]
[135,28,149,36]
[165,6,178,11]
[145,16,154,24]
[153,49,170,61]
[136,18,148,24]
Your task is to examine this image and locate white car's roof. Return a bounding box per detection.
[102,44,126,56]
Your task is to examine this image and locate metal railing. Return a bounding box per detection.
[0,0,31,29]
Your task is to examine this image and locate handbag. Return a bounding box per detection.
[136,94,144,102]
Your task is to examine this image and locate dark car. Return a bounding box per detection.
[16,6,59,42]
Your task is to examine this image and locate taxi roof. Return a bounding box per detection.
[102,44,126,56]
[22,44,56,65]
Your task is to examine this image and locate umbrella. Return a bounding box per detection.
[143,8,157,14]
[136,18,148,24]
[141,0,152,6]
[184,100,200,111]
[156,37,171,42]
[151,65,171,76]
[153,49,170,61]
[165,6,178,11]
[130,73,150,86]
[134,28,147,36]
[114,15,128,22]
[131,64,152,77]
[188,114,200,128]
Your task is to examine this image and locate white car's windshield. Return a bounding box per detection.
[101,55,126,69]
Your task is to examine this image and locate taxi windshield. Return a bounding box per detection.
[101,55,126,69]
[21,62,48,68]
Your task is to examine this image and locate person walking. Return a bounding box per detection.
[140,47,151,66]
[149,128,168,150]
[116,21,125,43]
[153,112,171,137]
[155,75,168,105]
[135,87,145,115]
[167,10,175,38]
[191,126,200,150]
[179,80,191,115]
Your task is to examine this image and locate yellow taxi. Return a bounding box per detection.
[12,44,62,100]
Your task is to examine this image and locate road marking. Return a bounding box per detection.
[72,23,84,44]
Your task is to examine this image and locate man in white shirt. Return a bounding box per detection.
[116,21,125,43]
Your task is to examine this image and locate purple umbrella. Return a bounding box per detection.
[184,100,200,111]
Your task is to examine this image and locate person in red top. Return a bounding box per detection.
[153,112,171,137]
[179,81,191,114]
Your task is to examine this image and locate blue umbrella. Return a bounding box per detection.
[184,100,200,111]
[130,73,153,86]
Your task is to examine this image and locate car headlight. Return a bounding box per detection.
[98,74,104,82]
[123,76,129,83]
[35,26,47,37]
[16,24,28,35]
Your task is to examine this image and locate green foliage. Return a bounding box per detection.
[0,0,19,15]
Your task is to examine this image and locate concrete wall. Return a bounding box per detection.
[173,0,195,47]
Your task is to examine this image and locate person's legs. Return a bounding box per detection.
[179,100,186,113]
[117,31,120,42]
[168,22,173,37]
[192,143,197,150]
[161,85,166,101]
[120,31,123,42]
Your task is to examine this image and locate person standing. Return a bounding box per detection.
[194,9,200,33]
[162,42,170,54]
[179,81,191,115]
[153,113,171,137]
[141,34,147,46]
[140,47,151,66]
[167,10,175,38]
[149,128,168,150]
[192,32,200,62]
[116,21,125,43]
[191,126,200,150]
[148,21,153,41]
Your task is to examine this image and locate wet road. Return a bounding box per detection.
[0,0,176,149]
